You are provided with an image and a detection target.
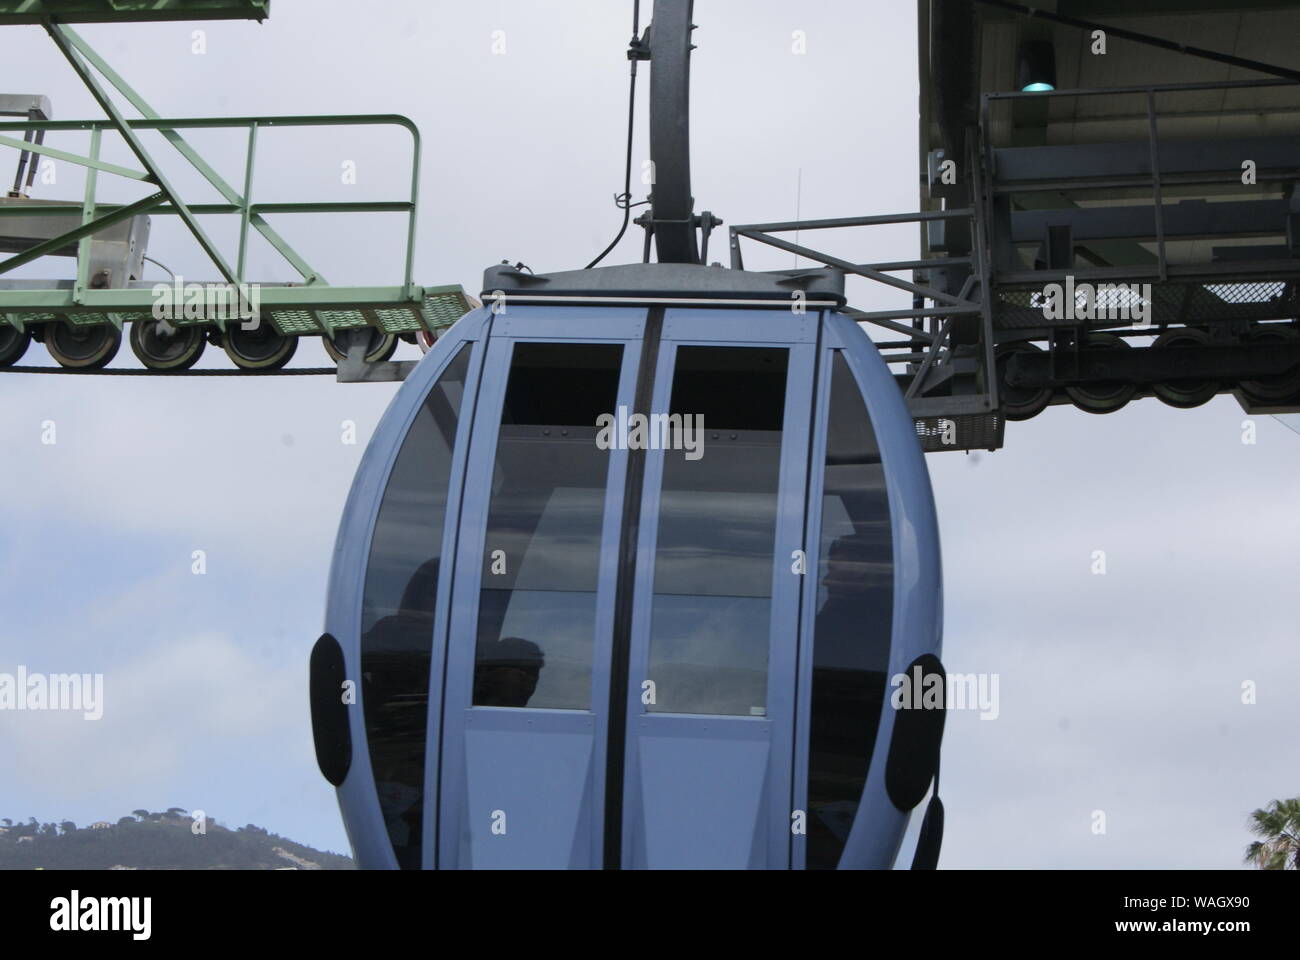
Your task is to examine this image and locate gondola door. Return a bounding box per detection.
[436,306,645,869]
[437,305,815,869]
[615,308,816,869]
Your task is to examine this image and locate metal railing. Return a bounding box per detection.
[981,78,1300,288]
[728,202,999,419]
[0,113,422,297]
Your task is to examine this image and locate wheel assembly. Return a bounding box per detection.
[44,320,121,369]
[995,341,1052,421]
[1152,328,1218,409]
[1238,324,1300,405]
[0,324,32,367]
[222,321,297,370]
[324,327,399,364]
[129,319,206,371]
[1065,332,1137,414]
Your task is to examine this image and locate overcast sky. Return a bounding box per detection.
[1,0,1296,868]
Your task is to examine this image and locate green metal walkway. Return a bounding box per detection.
[0,0,472,375]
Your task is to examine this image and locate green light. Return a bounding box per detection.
[1022,82,1055,92]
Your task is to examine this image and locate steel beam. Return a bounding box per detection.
[648,0,699,264]
[1008,342,1300,387]
[1010,200,1295,244]
[0,133,149,180]
[993,136,1300,184]
[0,1,269,23]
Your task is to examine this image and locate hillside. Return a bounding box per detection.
[0,810,355,870]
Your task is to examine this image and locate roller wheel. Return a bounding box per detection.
[995,341,1052,421]
[0,324,31,367]
[129,319,206,371]
[1152,328,1218,409]
[324,327,399,365]
[1239,324,1300,405]
[1065,333,1137,414]
[223,321,297,370]
[45,321,121,370]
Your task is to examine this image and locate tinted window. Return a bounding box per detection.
[473,342,623,710]
[806,351,894,869]
[646,346,788,716]
[360,344,471,869]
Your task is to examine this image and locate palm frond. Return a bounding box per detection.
[1244,798,1300,870]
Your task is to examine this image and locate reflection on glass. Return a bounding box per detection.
[647,346,789,716]
[473,342,623,710]
[806,351,894,870]
[360,345,471,869]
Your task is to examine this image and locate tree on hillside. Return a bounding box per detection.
[59,821,76,835]
[1244,797,1300,870]
[131,810,149,821]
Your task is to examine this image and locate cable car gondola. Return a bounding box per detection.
[311,0,946,870]
[311,264,945,869]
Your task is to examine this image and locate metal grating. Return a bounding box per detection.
[316,309,369,331]
[373,307,423,333]
[996,280,1300,329]
[267,309,322,335]
[67,312,113,327]
[913,413,1005,453]
[421,289,473,330]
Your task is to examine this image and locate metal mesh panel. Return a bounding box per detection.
[995,280,1299,329]
[268,309,322,335]
[421,290,472,330]
[66,312,113,327]
[316,309,369,331]
[913,413,1005,452]
[372,307,423,333]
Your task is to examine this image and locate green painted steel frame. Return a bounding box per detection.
[0,0,269,25]
[0,20,453,337]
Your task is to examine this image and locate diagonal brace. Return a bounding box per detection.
[0,191,166,275]
[904,315,956,400]
[44,20,239,286]
[58,25,326,285]
[0,132,150,181]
